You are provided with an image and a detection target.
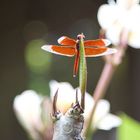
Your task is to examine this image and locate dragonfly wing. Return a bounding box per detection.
[41,45,75,57]
[84,39,111,47]
[58,36,76,45]
[85,48,117,57]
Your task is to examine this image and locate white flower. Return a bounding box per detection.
[97,0,140,48]
[13,90,43,139]
[49,80,121,130]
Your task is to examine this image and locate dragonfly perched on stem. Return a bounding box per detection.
[42,33,116,77]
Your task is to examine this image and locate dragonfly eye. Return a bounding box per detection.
[77,33,85,40]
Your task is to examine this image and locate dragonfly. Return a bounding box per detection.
[42,33,116,77]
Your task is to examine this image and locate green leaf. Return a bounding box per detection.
[118,113,140,140]
[79,34,87,109]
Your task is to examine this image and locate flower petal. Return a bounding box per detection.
[49,80,76,112]
[97,4,119,30]
[93,99,110,125]
[13,90,43,135]
[96,114,122,130]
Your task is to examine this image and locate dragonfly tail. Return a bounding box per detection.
[73,51,80,77]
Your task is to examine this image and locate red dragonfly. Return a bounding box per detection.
[42,33,116,77]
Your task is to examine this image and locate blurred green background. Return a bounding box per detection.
[1,0,140,139]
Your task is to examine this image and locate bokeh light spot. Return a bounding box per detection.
[25,39,52,74]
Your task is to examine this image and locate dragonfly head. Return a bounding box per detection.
[77,33,85,40]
